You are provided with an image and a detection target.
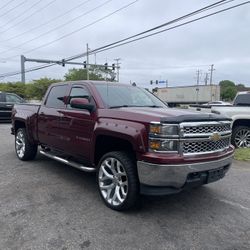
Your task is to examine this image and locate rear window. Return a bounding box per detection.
[234,93,250,106]
[45,85,68,108]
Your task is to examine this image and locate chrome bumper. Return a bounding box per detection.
[137,155,233,188]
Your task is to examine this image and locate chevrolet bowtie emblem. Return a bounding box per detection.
[210,132,221,142]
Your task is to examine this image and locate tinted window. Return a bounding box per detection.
[6,94,23,103]
[234,93,250,106]
[0,93,4,102]
[95,84,165,108]
[67,86,90,108]
[46,85,67,108]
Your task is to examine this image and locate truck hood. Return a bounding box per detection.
[99,107,230,124]
[212,106,250,119]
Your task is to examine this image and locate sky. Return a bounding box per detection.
[0,0,249,89]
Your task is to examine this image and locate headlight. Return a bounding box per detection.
[149,139,178,152]
[149,123,179,136]
[149,122,179,152]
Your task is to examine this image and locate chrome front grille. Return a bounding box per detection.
[181,121,231,155]
[183,137,231,154]
[184,123,231,135]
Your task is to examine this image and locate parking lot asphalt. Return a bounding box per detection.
[0,123,250,250]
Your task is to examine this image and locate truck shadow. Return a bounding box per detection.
[36,153,221,215]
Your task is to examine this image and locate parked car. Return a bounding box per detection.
[212,91,250,148]
[11,81,234,210]
[203,101,232,106]
[0,91,25,122]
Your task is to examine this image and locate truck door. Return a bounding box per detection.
[59,85,96,161]
[37,84,68,150]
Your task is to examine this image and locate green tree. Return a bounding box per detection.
[0,82,26,98]
[26,77,61,100]
[64,66,116,81]
[219,80,237,101]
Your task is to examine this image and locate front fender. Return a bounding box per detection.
[92,118,147,155]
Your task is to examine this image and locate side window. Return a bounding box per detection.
[68,86,90,108]
[45,85,67,108]
[6,94,22,103]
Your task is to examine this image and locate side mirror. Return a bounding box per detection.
[70,98,94,112]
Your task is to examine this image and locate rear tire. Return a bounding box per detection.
[97,151,139,211]
[232,126,250,148]
[15,128,37,161]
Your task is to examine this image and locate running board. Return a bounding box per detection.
[39,150,96,172]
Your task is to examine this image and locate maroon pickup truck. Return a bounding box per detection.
[11,81,234,210]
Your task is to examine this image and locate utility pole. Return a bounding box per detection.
[209,64,215,85]
[114,58,121,82]
[196,69,202,85]
[21,55,25,83]
[86,43,89,80]
[204,73,209,85]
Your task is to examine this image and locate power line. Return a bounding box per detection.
[68,0,235,60]
[0,0,44,30]
[0,0,17,12]
[0,0,248,78]
[0,0,57,34]
[0,0,113,54]
[0,0,92,43]
[91,1,250,54]
[0,0,26,19]
[0,0,139,60]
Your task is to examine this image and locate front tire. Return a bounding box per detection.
[232,126,250,148]
[15,128,37,161]
[97,151,139,211]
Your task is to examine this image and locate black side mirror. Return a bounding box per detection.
[70,98,94,112]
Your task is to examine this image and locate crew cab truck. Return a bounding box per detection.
[212,91,250,148]
[12,81,234,210]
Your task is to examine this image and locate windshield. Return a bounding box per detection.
[234,93,250,106]
[94,84,166,108]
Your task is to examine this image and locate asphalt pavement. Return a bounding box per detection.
[0,123,250,250]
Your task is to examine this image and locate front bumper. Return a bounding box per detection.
[137,155,233,195]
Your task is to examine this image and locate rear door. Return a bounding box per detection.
[37,84,69,150]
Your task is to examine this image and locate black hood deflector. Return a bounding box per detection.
[161,113,231,124]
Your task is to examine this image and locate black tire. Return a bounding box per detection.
[15,128,37,161]
[232,126,250,148]
[97,151,139,211]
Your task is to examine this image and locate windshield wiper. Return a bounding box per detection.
[143,105,163,108]
[109,105,131,109]
[109,105,163,109]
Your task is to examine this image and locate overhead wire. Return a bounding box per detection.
[0,0,57,34]
[91,0,250,55]
[0,0,139,60]
[0,0,249,78]
[0,0,26,19]
[0,0,17,12]
[0,0,93,43]
[67,0,235,60]
[0,0,113,54]
[0,0,44,29]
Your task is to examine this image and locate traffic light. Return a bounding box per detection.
[83,61,86,68]
[150,80,153,85]
[104,63,108,70]
[156,80,158,84]
[62,59,65,67]
[112,63,115,70]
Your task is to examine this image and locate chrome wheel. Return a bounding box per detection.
[16,130,26,158]
[98,157,128,206]
[234,128,250,148]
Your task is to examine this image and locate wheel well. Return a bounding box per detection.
[232,119,250,130]
[14,120,25,133]
[94,135,135,165]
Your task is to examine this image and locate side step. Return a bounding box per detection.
[40,150,96,173]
